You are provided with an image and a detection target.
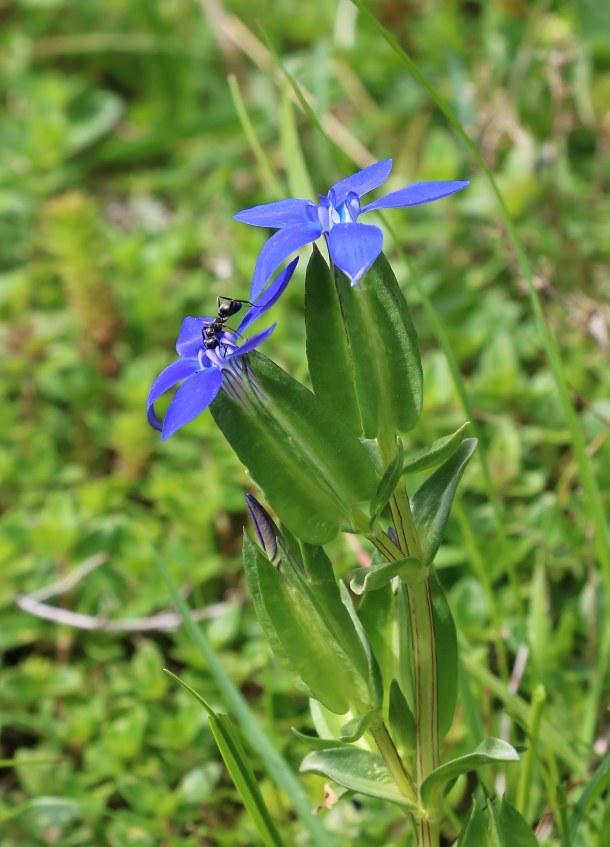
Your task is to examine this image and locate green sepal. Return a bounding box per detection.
[350,557,421,595]
[332,252,422,439]
[411,438,478,564]
[388,679,416,755]
[299,748,418,811]
[430,568,458,741]
[421,738,520,808]
[402,422,470,475]
[339,709,382,743]
[243,535,374,715]
[369,438,405,525]
[211,352,378,544]
[305,246,362,435]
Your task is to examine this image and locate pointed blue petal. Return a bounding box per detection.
[331,159,393,205]
[227,324,276,358]
[147,358,199,431]
[238,257,298,333]
[233,198,312,228]
[249,224,321,301]
[328,222,383,287]
[176,316,213,358]
[362,180,469,212]
[162,367,223,440]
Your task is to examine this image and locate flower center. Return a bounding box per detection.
[309,191,361,233]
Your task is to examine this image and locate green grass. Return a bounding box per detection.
[1,1,609,844]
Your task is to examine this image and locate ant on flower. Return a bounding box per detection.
[202,296,254,351]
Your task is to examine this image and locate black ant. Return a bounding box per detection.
[202,296,254,351]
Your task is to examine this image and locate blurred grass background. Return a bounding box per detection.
[1,1,609,845]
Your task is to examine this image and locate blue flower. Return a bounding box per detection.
[147,258,298,439]
[234,159,469,298]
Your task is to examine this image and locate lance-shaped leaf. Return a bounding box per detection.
[411,438,478,564]
[243,535,374,715]
[430,569,458,741]
[421,738,520,807]
[339,709,382,743]
[328,252,422,439]
[291,729,347,751]
[350,557,421,595]
[402,422,470,475]
[389,679,416,755]
[457,800,489,847]
[305,246,362,436]
[164,672,286,847]
[211,352,378,544]
[357,582,394,713]
[369,438,405,525]
[489,798,539,846]
[299,543,373,690]
[300,748,418,811]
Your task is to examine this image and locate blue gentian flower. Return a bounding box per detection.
[234,159,469,298]
[147,258,298,439]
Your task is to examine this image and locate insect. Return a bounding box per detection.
[202,296,254,350]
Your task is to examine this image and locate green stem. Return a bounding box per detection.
[375,436,441,847]
[370,723,418,805]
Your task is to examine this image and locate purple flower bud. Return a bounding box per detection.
[245,493,281,566]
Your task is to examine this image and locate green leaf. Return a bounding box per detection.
[243,535,372,714]
[457,800,490,847]
[411,438,478,564]
[402,423,470,475]
[305,247,362,436]
[209,714,287,847]
[489,798,539,846]
[156,512,340,847]
[211,352,377,544]
[430,569,458,740]
[357,582,394,711]
[388,679,416,754]
[370,438,405,524]
[339,709,381,743]
[350,557,421,595]
[569,753,610,841]
[300,748,418,811]
[166,671,286,847]
[333,252,422,438]
[421,739,519,807]
[291,729,347,751]
[299,544,373,688]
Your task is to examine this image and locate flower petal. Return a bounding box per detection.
[237,257,298,334]
[162,367,223,440]
[147,358,200,431]
[233,198,312,228]
[226,324,276,358]
[328,222,383,287]
[331,159,393,205]
[176,316,215,358]
[362,180,469,212]
[249,224,321,301]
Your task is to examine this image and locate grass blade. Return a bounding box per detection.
[154,555,339,847]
